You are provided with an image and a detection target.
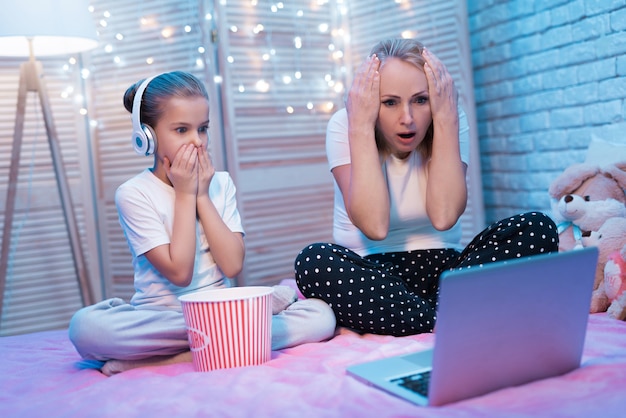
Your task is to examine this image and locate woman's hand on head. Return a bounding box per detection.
[346,54,381,128]
[164,143,198,195]
[422,48,458,124]
[196,145,215,196]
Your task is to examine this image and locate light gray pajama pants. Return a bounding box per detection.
[69,297,336,362]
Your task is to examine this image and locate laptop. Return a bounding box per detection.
[346,246,598,407]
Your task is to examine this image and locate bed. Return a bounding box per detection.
[2,287,626,418]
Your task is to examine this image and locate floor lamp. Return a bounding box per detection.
[0,0,98,323]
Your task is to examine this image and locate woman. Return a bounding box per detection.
[295,38,558,337]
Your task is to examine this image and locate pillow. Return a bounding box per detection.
[586,135,626,165]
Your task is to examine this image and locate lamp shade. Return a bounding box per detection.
[0,0,98,57]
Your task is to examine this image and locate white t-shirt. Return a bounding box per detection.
[115,169,244,309]
[326,106,470,256]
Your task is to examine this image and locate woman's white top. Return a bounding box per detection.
[326,106,470,256]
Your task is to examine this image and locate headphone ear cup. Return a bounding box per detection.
[132,125,155,156]
[141,124,157,156]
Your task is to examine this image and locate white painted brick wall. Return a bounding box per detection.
[468,0,626,223]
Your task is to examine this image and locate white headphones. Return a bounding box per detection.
[131,75,158,156]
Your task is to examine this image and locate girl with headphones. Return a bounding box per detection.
[69,71,336,375]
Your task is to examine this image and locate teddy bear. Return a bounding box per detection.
[603,244,626,320]
[582,217,626,314]
[548,161,626,252]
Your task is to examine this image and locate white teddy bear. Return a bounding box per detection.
[548,161,626,252]
[551,198,626,250]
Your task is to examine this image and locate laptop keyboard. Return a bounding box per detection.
[390,370,431,397]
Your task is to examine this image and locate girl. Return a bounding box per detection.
[70,71,335,375]
[294,39,558,337]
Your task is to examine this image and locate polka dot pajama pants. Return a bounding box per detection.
[294,212,558,336]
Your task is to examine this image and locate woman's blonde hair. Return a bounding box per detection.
[370,38,433,158]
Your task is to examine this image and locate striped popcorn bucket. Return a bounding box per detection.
[179,286,273,372]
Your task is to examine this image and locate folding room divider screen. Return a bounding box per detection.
[0,0,482,335]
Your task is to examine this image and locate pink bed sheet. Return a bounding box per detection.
[1,313,626,417]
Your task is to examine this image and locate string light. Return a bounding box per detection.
[161,27,174,38]
[228,0,349,114]
[66,0,353,119]
[255,79,270,93]
[61,86,74,99]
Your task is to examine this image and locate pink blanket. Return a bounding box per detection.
[2,313,626,417]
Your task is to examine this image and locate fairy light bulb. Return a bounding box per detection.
[85,0,352,131]
[256,79,270,92]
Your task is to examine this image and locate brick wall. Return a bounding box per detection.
[468,0,626,223]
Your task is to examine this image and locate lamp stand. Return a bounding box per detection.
[0,58,94,322]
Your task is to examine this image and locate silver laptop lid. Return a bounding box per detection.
[429,247,598,406]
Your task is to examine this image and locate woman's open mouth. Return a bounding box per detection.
[397,132,416,144]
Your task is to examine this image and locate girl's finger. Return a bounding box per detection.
[189,148,198,170]
[197,151,208,173]
[181,145,197,169]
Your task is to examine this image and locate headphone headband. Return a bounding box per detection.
[131,75,159,156]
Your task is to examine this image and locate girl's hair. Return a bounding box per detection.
[123,71,209,128]
[369,38,434,159]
